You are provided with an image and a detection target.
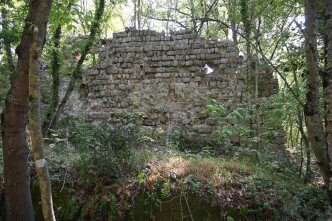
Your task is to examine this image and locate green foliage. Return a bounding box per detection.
[170,131,217,154]
[0,66,10,105]
[49,0,78,30]
[137,171,146,184]
[161,180,171,198]
[46,117,329,220]
[56,197,80,221]
[67,119,144,181]
[82,193,117,221]
[205,98,252,152]
[57,193,118,221]
[44,116,151,188]
[0,1,29,105]
[242,168,329,220]
[0,1,28,45]
[186,174,200,193]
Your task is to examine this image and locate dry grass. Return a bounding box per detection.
[135,147,254,187]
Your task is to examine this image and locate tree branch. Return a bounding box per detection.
[201,17,304,107]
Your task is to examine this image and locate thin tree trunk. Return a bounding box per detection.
[297,110,311,182]
[42,2,72,137]
[228,0,238,45]
[134,0,137,29]
[1,0,53,220]
[240,0,255,143]
[45,0,105,133]
[304,0,332,201]
[299,137,304,177]
[28,3,55,220]
[189,0,197,31]
[295,128,300,150]
[323,0,332,202]
[42,25,62,136]
[289,119,293,149]
[305,138,312,183]
[137,0,141,29]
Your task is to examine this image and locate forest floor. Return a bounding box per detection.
[44,141,329,221]
[0,122,330,220]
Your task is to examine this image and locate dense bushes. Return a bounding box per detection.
[48,118,146,183]
[72,121,143,180]
[32,117,330,220]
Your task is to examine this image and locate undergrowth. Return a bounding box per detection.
[3,117,328,220]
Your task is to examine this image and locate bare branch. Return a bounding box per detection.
[201,17,304,107]
[145,16,189,29]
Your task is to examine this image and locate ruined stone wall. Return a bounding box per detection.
[82,29,243,134]
[75,29,278,135]
[257,70,279,97]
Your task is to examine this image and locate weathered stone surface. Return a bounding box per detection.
[64,28,278,135]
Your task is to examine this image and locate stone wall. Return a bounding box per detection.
[82,29,242,134]
[73,28,278,135]
[257,70,279,97]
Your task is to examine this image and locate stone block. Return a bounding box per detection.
[162,61,171,66]
[206,119,217,125]
[209,81,217,87]
[182,119,191,125]
[156,67,166,72]
[196,112,208,118]
[195,125,212,133]
[181,78,191,83]
[186,61,193,66]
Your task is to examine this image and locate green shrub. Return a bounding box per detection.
[242,169,329,221]
[69,119,144,181]
[56,197,80,221]
[56,193,118,221]
[204,98,253,153]
[45,117,148,185]
[170,131,218,154]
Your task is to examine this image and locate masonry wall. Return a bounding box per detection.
[76,28,278,135]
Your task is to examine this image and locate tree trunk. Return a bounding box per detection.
[28,1,55,220]
[1,0,53,220]
[44,0,105,133]
[42,2,73,137]
[134,0,137,29]
[229,0,238,45]
[304,0,332,202]
[137,0,141,29]
[240,0,256,143]
[297,110,312,183]
[42,25,62,137]
[189,0,197,31]
[323,0,332,203]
